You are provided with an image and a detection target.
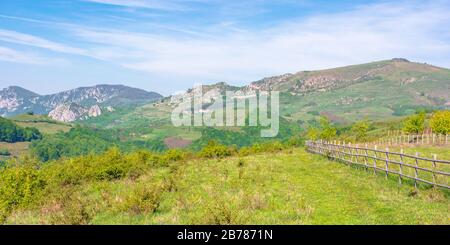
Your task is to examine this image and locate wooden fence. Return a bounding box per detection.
[306,140,450,190]
[368,133,449,147]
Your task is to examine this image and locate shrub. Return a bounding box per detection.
[163,149,186,162]
[203,194,248,224]
[46,190,94,225]
[319,117,337,140]
[42,147,149,185]
[285,135,304,147]
[122,183,164,215]
[198,141,233,158]
[430,110,450,134]
[0,149,10,156]
[238,147,251,156]
[0,161,46,222]
[403,112,426,133]
[306,127,320,140]
[351,120,370,141]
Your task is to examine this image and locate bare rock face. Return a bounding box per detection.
[105,106,115,112]
[88,105,102,117]
[48,103,103,122]
[48,103,88,122]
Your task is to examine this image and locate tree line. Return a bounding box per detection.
[0,117,42,143]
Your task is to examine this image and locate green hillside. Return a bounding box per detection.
[77,59,450,148]
[3,147,448,224]
[10,114,72,134]
[280,59,450,124]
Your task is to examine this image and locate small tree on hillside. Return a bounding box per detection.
[352,120,370,142]
[306,127,320,140]
[430,110,450,135]
[319,116,337,141]
[403,112,426,134]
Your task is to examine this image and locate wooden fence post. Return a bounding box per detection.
[399,149,404,185]
[432,154,437,188]
[348,142,352,165]
[373,145,378,175]
[385,147,389,179]
[414,152,419,189]
[364,144,369,171]
[355,144,359,164]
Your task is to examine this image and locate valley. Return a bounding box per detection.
[0,58,449,225]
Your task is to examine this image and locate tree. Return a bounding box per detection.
[306,127,320,140]
[0,117,42,143]
[352,120,370,141]
[403,112,425,134]
[319,116,337,140]
[430,110,450,135]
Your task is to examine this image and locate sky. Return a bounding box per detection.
[0,0,449,96]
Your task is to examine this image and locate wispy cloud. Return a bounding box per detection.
[0,29,86,55]
[82,0,191,11]
[0,46,65,65]
[66,0,450,83]
[1,0,449,91]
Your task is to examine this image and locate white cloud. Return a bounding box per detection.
[68,0,450,84]
[1,0,450,86]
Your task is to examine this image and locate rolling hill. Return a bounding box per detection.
[71,58,450,148]
[90,58,450,127]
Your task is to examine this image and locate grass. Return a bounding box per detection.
[14,122,71,134]
[385,145,450,187]
[6,148,449,224]
[0,142,30,159]
[10,114,72,134]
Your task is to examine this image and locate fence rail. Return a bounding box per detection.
[368,133,449,146]
[306,140,450,190]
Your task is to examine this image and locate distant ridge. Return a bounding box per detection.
[0,84,163,117]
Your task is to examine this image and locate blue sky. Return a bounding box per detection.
[0,0,449,95]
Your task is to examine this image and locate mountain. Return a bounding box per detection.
[154,58,450,125]
[245,58,450,96]
[0,84,163,118]
[254,58,450,123]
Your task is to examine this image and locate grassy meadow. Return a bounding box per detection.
[4,147,449,225]
[10,114,72,134]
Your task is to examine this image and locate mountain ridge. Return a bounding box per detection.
[0,84,163,118]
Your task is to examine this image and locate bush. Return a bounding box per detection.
[403,112,426,133]
[430,110,450,134]
[319,117,337,140]
[305,127,320,140]
[351,120,370,141]
[46,190,94,225]
[163,149,186,162]
[0,161,46,221]
[285,135,304,147]
[0,149,10,156]
[42,147,149,185]
[198,141,233,158]
[122,183,164,215]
